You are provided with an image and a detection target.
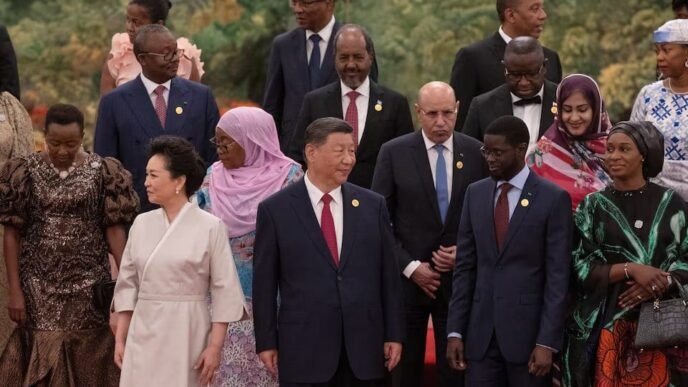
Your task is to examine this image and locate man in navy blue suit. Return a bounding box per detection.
[253,117,404,386]
[94,24,218,212]
[446,116,571,386]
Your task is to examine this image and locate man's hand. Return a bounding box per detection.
[528,346,553,377]
[258,350,279,375]
[384,342,402,371]
[446,337,467,371]
[432,245,456,272]
[410,262,441,299]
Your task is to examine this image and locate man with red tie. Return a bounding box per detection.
[288,24,413,189]
[254,117,405,386]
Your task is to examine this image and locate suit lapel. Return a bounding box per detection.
[444,134,466,229]
[499,173,539,256]
[488,33,507,64]
[338,184,359,271]
[319,21,340,88]
[356,81,383,158]
[485,179,500,258]
[292,30,310,92]
[494,85,514,116]
[411,132,442,224]
[538,81,557,137]
[290,180,338,272]
[165,78,191,134]
[125,77,163,138]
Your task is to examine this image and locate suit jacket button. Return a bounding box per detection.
[337,275,343,281]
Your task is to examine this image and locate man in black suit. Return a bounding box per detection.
[289,24,413,189]
[449,0,561,131]
[263,0,378,152]
[463,37,556,154]
[0,25,20,99]
[371,81,487,387]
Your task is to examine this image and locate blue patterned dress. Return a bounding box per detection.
[197,164,302,387]
[631,81,688,200]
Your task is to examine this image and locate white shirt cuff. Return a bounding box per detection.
[536,343,558,353]
[403,260,422,278]
[448,332,462,339]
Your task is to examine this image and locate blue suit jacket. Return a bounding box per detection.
[447,171,572,363]
[94,76,219,211]
[253,179,405,383]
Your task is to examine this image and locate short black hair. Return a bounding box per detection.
[133,24,172,57]
[504,36,544,62]
[304,117,353,147]
[496,0,519,23]
[44,103,84,135]
[674,0,688,11]
[130,0,172,23]
[149,135,206,197]
[334,24,376,57]
[484,115,530,147]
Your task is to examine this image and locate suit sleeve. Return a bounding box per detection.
[371,144,415,271]
[395,96,414,136]
[94,95,119,159]
[262,39,285,139]
[203,87,220,166]
[447,185,478,336]
[253,202,280,353]
[0,26,20,99]
[551,52,563,84]
[379,196,405,343]
[288,92,313,166]
[450,47,478,132]
[462,98,483,142]
[536,189,572,350]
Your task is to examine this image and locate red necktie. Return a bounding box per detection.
[321,193,339,266]
[494,183,513,249]
[154,85,167,129]
[345,91,360,146]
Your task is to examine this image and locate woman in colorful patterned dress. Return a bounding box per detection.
[527,74,612,212]
[196,107,302,386]
[631,19,688,201]
[562,121,688,386]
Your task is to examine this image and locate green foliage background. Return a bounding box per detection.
[1,0,674,137]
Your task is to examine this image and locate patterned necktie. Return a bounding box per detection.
[320,193,339,266]
[308,34,322,90]
[154,85,167,129]
[494,182,513,249]
[345,91,360,146]
[434,144,449,223]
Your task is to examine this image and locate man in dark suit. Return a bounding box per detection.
[446,116,571,386]
[289,24,413,189]
[263,0,378,152]
[371,81,487,387]
[94,24,218,212]
[253,117,405,386]
[449,0,561,131]
[0,25,20,99]
[463,37,556,152]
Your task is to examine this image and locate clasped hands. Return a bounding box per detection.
[411,245,456,299]
[618,263,672,309]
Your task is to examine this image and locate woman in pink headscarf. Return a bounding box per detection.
[196,107,302,386]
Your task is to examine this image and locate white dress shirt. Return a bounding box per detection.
[402,131,454,278]
[498,26,513,44]
[341,77,370,142]
[511,87,544,154]
[304,172,343,256]
[305,16,336,65]
[140,73,171,107]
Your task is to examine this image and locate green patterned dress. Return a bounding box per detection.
[563,183,688,386]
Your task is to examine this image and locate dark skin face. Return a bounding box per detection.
[44,122,84,169]
[335,29,374,89]
[291,0,334,32]
[214,128,246,169]
[503,51,546,98]
[605,132,645,184]
[126,3,161,43]
[482,134,527,181]
[137,31,180,84]
[655,43,688,80]
[676,6,688,19]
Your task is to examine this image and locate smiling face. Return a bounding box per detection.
[335,29,374,90]
[305,132,355,191]
[144,154,186,206]
[561,91,594,137]
[605,132,644,181]
[44,122,83,169]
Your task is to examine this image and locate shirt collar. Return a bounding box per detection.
[498,26,512,44]
[510,86,545,104]
[341,77,370,99]
[304,171,343,206]
[498,165,530,191]
[306,16,336,43]
[140,73,172,96]
[420,130,454,153]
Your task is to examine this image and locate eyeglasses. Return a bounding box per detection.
[480,146,507,158]
[290,0,326,9]
[504,64,544,82]
[139,48,184,62]
[210,136,239,152]
[418,108,457,121]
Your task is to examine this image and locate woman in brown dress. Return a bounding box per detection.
[0,104,139,386]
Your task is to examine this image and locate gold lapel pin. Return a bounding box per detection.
[520,198,530,207]
[352,199,360,207]
[456,161,464,169]
[550,102,557,115]
[374,100,383,112]
[175,106,183,115]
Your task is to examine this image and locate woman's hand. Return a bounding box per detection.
[114,339,125,368]
[194,344,222,385]
[629,263,671,298]
[618,281,653,308]
[7,289,25,324]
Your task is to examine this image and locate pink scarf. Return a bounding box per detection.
[209,107,299,237]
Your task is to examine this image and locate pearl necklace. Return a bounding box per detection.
[49,158,77,179]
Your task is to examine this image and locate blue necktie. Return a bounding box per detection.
[434,145,449,223]
[308,34,322,90]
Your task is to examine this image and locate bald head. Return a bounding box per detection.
[416,82,458,144]
[504,36,544,62]
[417,81,456,106]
